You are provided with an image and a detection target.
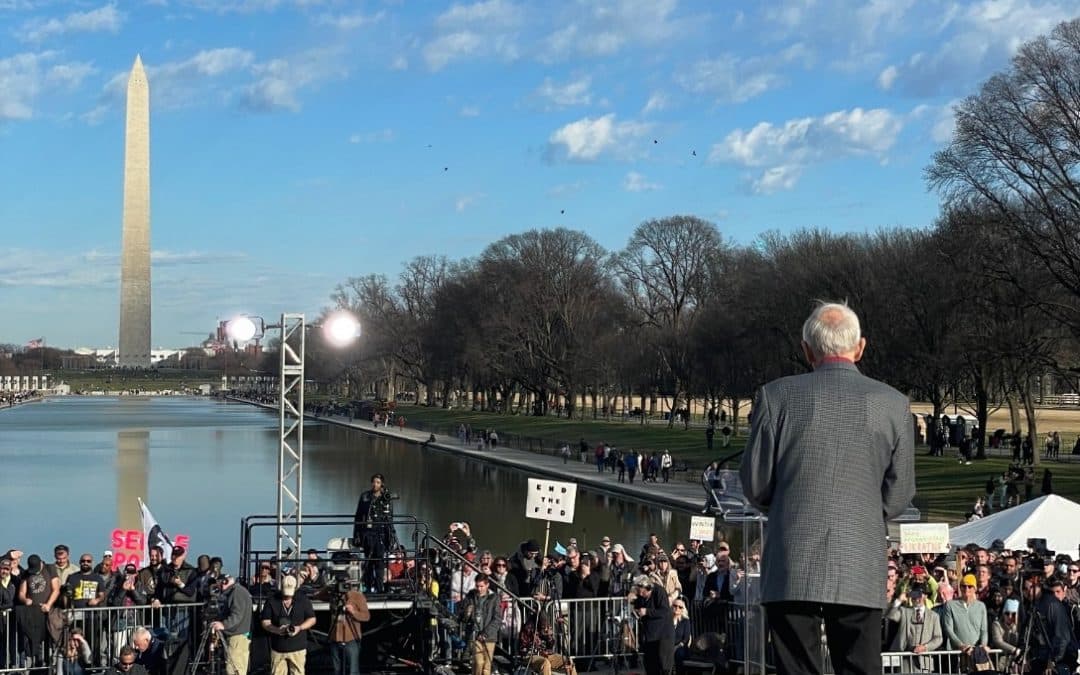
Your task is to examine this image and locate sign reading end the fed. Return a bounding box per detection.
[899,523,950,554]
[526,478,578,524]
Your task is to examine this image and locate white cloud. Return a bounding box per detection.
[642,92,668,114]
[534,75,591,108]
[348,128,395,144]
[711,107,904,192]
[94,48,256,111]
[435,0,520,28]
[0,51,96,121]
[455,193,484,212]
[547,113,651,162]
[46,62,95,89]
[884,0,1073,96]
[0,247,245,289]
[315,10,384,30]
[20,4,123,43]
[623,171,661,192]
[390,55,408,71]
[459,105,480,117]
[676,44,811,104]
[548,181,584,197]
[541,0,681,62]
[240,47,346,112]
[877,64,898,90]
[752,165,802,194]
[423,0,523,70]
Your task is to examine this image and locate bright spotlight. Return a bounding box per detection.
[227,316,258,342]
[324,312,360,347]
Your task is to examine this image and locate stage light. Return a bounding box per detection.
[324,312,360,347]
[226,316,258,342]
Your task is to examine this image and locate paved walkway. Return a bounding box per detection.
[229,397,709,513]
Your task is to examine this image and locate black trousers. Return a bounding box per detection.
[764,602,880,675]
[641,638,673,675]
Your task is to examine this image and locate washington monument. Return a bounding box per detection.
[119,55,151,368]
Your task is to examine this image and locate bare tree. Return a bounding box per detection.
[613,215,727,428]
[927,18,1080,336]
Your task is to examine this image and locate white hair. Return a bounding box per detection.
[801,302,861,357]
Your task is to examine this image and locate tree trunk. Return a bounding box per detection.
[1006,391,1021,435]
[728,396,741,436]
[1021,389,1039,468]
[973,368,989,460]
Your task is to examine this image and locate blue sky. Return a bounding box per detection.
[1,0,1075,349]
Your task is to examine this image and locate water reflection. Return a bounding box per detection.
[0,397,692,570]
[115,430,148,534]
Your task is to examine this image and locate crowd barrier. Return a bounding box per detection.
[0,602,202,674]
[0,596,1002,675]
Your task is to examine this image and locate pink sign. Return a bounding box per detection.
[110,529,190,568]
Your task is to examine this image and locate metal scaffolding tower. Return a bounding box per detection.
[277,313,306,565]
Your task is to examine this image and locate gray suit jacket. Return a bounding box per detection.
[739,361,916,608]
[887,604,943,652]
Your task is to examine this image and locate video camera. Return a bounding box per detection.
[1024,538,1056,576]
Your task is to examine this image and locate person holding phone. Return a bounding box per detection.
[260,576,315,675]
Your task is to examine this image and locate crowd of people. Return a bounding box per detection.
[884,542,1080,674]
[0,543,239,674]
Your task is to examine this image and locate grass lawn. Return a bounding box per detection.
[397,404,1080,523]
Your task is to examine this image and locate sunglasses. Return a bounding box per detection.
[674,605,685,610]
[80,559,93,564]
[1070,569,1080,574]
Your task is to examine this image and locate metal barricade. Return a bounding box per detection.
[881,649,1001,674]
[560,597,636,660]
[0,602,201,673]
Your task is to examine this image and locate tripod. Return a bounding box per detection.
[1018,603,1055,675]
[189,622,229,675]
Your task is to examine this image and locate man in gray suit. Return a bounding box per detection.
[739,302,916,675]
[886,585,943,658]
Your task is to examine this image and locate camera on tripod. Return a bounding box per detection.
[1025,538,1056,575]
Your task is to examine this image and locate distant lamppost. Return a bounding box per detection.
[227,311,360,566]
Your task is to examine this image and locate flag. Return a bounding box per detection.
[25,338,43,349]
[139,498,175,561]
[553,541,566,556]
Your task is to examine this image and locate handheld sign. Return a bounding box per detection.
[899,523,950,554]
[690,516,716,542]
[526,478,578,524]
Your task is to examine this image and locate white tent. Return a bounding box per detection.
[950,494,1080,555]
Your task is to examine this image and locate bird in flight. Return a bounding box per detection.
[692,150,697,157]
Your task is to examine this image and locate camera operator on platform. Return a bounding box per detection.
[209,575,253,675]
[317,571,370,675]
[353,473,396,593]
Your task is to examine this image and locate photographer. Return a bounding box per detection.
[352,474,396,593]
[209,576,253,675]
[519,608,575,675]
[259,576,315,675]
[156,547,196,605]
[319,572,369,675]
[631,575,674,675]
[108,563,149,607]
[1021,570,1077,675]
[459,574,501,675]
